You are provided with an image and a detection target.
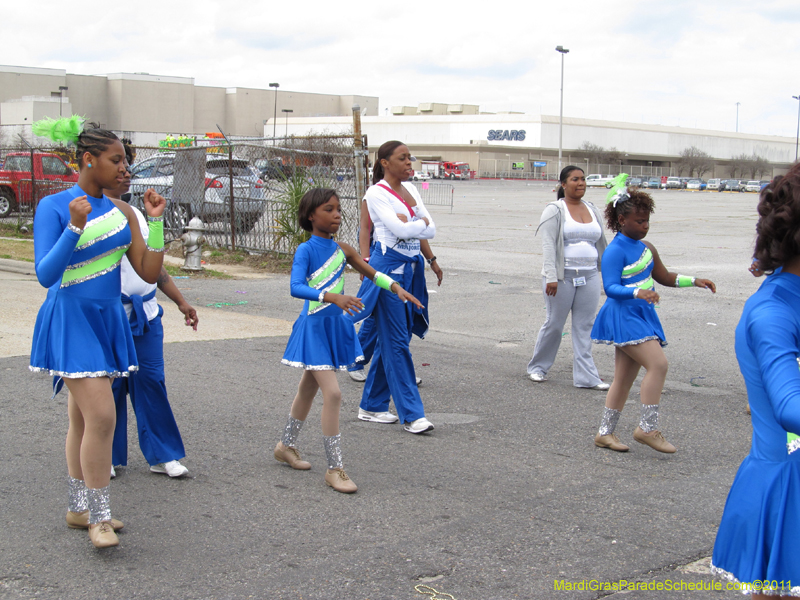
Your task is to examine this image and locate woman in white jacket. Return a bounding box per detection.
[350,141,437,434]
[527,166,609,389]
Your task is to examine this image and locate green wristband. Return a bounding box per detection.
[374,271,396,293]
[676,275,695,288]
[147,217,165,252]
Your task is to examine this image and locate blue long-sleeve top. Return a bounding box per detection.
[736,272,800,461]
[33,185,131,298]
[290,235,347,316]
[600,232,655,301]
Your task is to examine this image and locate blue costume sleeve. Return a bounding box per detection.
[748,302,800,435]
[33,198,81,288]
[600,243,637,300]
[289,243,323,302]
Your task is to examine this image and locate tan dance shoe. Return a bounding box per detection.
[633,427,676,453]
[594,433,630,452]
[325,468,357,493]
[88,521,119,548]
[274,442,311,470]
[67,510,123,531]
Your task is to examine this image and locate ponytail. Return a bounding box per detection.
[372,140,405,185]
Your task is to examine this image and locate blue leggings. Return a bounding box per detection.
[112,307,185,466]
[360,289,425,423]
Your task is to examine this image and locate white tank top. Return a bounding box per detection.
[562,203,601,271]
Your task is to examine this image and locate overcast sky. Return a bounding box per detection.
[7,0,800,137]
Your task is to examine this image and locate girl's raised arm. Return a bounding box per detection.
[647,242,716,293]
[119,189,166,284]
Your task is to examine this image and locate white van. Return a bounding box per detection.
[666,177,682,189]
[707,178,721,190]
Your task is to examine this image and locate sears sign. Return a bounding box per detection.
[487,129,526,142]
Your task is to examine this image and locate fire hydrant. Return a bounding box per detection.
[180,217,205,271]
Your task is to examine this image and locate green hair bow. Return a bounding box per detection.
[605,173,630,206]
[31,115,85,145]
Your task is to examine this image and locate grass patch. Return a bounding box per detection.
[164,264,232,279]
[166,242,292,274]
[0,222,34,239]
[0,238,35,262]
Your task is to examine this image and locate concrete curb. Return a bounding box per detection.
[0,258,35,276]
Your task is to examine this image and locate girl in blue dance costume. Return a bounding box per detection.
[29,117,166,548]
[591,178,715,454]
[712,164,800,599]
[274,188,422,493]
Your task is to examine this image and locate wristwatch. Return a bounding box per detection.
[427,255,437,266]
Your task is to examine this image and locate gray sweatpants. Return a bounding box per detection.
[527,268,603,388]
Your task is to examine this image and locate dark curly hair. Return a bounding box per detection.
[298,188,339,232]
[753,163,800,272]
[604,188,656,232]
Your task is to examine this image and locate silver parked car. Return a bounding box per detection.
[129,152,266,234]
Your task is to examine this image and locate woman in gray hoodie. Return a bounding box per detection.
[527,166,609,389]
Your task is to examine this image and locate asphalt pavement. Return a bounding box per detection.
[0,181,761,599]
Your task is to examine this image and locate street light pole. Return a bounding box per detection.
[794,95,800,162]
[282,109,293,138]
[735,102,740,133]
[269,82,280,144]
[555,46,569,177]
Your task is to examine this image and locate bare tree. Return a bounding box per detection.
[752,155,771,179]
[677,146,714,177]
[729,154,751,178]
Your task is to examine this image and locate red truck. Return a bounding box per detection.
[0,152,78,218]
[420,160,471,180]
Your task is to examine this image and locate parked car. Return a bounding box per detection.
[585,174,615,187]
[707,178,721,191]
[745,180,762,193]
[628,177,643,187]
[129,152,266,234]
[646,177,662,189]
[0,152,78,218]
[666,177,682,189]
[255,158,294,180]
[723,179,743,192]
[412,171,432,181]
[686,179,706,190]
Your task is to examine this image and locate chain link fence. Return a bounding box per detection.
[0,134,368,256]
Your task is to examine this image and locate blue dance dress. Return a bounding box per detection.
[711,272,800,595]
[29,185,137,379]
[591,232,667,347]
[281,235,363,371]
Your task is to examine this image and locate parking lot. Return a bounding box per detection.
[0,179,763,599]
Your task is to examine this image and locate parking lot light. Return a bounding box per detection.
[555,46,569,176]
[269,83,280,144]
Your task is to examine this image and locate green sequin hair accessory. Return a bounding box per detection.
[605,173,630,206]
[31,115,86,146]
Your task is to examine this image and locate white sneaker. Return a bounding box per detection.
[587,382,610,391]
[358,408,399,424]
[110,465,116,479]
[404,417,434,434]
[528,372,546,382]
[416,376,422,386]
[150,460,189,478]
[348,369,367,382]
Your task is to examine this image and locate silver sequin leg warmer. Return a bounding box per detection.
[639,404,660,433]
[323,434,344,470]
[68,476,88,513]
[87,485,112,524]
[598,407,622,436]
[281,415,305,448]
